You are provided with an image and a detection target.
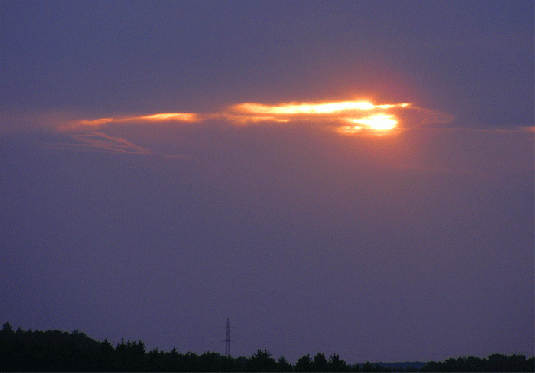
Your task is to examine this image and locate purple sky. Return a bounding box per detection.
[1,0,533,364]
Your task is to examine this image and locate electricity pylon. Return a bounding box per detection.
[224,318,231,357]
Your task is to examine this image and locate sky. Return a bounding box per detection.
[1,0,533,364]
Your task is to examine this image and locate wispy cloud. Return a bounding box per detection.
[63,98,452,134]
[62,113,201,130]
[3,97,461,154]
[64,99,418,133]
[46,131,153,155]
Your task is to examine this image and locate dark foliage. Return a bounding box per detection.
[1,322,533,372]
[419,353,534,372]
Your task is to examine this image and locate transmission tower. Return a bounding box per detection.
[224,318,231,357]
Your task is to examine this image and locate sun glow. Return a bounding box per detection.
[229,100,410,133]
[43,96,457,154]
[233,101,377,114]
[64,98,412,136]
[350,114,398,130]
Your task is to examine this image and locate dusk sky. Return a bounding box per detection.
[1,0,533,364]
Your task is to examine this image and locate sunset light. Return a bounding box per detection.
[232,101,376,114]
[230,100,410,128]
[66,99,411,135]
[70,112,200,128]
[4,1,533,365]
[351,114,398,130]
[138,113,199,122]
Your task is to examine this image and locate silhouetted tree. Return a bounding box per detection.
[2,322,534,372]
[329,353,350,372]
[115,339,145,370]
[247,349,278,371]
[273,355,290,372]
[313,352,329,371]
[295,353,313,372]
[358,361,389,372]
[198,351,225,371]
[2,322,13,332]
[420,354,534,372]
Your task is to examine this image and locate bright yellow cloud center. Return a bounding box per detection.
[351,114,398,130]
[233,101,377,114]
[230,100,409,132]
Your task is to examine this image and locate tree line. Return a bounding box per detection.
[1,323,533,372]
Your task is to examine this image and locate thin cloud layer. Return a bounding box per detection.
[64,113,201,130]
[44,98,455,154]
[48,132,153,155]
[64,99,420,131]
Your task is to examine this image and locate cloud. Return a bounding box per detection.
[62,113,202,130]
[65,99,419,133]
[46,131,152,155]
[61,98,453,135]
[2,97,461,155]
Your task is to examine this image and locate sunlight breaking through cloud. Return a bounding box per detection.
[44,97,454,154]
[64,99,414,133]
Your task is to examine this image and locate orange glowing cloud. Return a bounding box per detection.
[231,101,409,115]
[225,100,411,133]
[64,112,200,129]
[341,113,398,133]
[64,99,414,134]
[43,97,453,154]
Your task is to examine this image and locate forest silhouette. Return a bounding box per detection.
[1,323,533,372]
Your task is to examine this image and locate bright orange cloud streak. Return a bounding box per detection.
[138,113,199,122]
[229,100,411,132]
[65,99,412,134]
[232,101,409,115]
[29,97,455,154]
[65,113,200,129]
[233,101,377,114]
